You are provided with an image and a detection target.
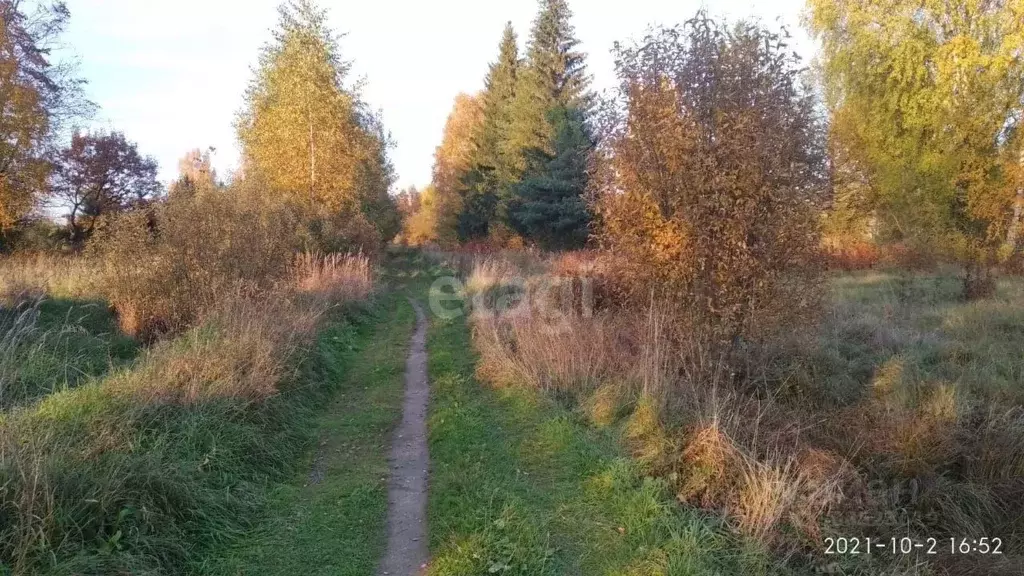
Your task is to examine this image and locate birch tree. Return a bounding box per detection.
[237,0,394,239]
[808,0,1024,292]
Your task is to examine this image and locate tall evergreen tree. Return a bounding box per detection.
[463,22,521,240]
[508,106,592,249]
[456,166,497,242]
[506,0,590,166]
[453,23,521,243]
[476,22,520,186]
[504,0,592,247]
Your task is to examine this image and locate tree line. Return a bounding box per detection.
[404,0,594,250]
[405,0,1023,301]
[0,0,401,254]
[2,0,1022,300]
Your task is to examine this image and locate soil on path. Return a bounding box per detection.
[377,299,430,576]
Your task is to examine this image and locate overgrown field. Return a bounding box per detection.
[0,232,375,573]
[426,269,787,576]
[446,250,1024,576]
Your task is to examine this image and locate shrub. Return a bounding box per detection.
[593,15,829,363]
[458,249,1024,571]
[0,218,71,254]
[464,256,855,552]
[90,189,298,339]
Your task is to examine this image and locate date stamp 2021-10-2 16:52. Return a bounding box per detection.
[824,537,1004,556]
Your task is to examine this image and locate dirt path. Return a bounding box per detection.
[378,299,430,576]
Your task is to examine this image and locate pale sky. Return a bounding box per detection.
[60,0,814,190]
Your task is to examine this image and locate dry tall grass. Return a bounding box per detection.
[293,252,373,303]
[459,252,1024,573]
[0,253,99,301]
[0,250,373,573]
[117,252,372,405]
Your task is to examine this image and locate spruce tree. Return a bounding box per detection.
[457,22,521,242]
[476,22,520,187]
[506,0,590,164]
[456,166,497,242]
[508,107,592,250]
[505,0,592,248]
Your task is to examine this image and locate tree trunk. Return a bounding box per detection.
[308,102,316,200]
[1004,149,1024,256]
[963,260,996,301]
[1005,186,1023,255]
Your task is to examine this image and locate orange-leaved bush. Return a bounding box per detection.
[90,187,298,340]
[593,15,829,363]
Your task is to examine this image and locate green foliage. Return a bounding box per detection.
[506,0,591,164]
[236,0,397,249]
[0,1,91,230]
[470,23,522,231]
[500,0,594,249]
[455,166,498,242]
[808,0,1024,266]
[441,0,594,249]
[508,107,592,250]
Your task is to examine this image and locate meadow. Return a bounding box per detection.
[0,191,376,573]
[2,0,1023,573]
[445,249,1024,575]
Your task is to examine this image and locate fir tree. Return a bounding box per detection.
[508,107,592,250]
[456,166,498,242]
[457,22,521,242]
[506,0,590,165]
[504,0,592,247]
[476,22,520,187]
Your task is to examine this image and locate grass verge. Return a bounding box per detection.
[426,303,786,576]
[1,297,137,409]
[0,291,372,574]
[202,291,415,576]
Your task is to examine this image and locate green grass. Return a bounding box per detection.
[1,297,137,409]
[812,271,1024,406]
[0,299,390,575]
[425,300,787,576]
[202,291,415,576]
